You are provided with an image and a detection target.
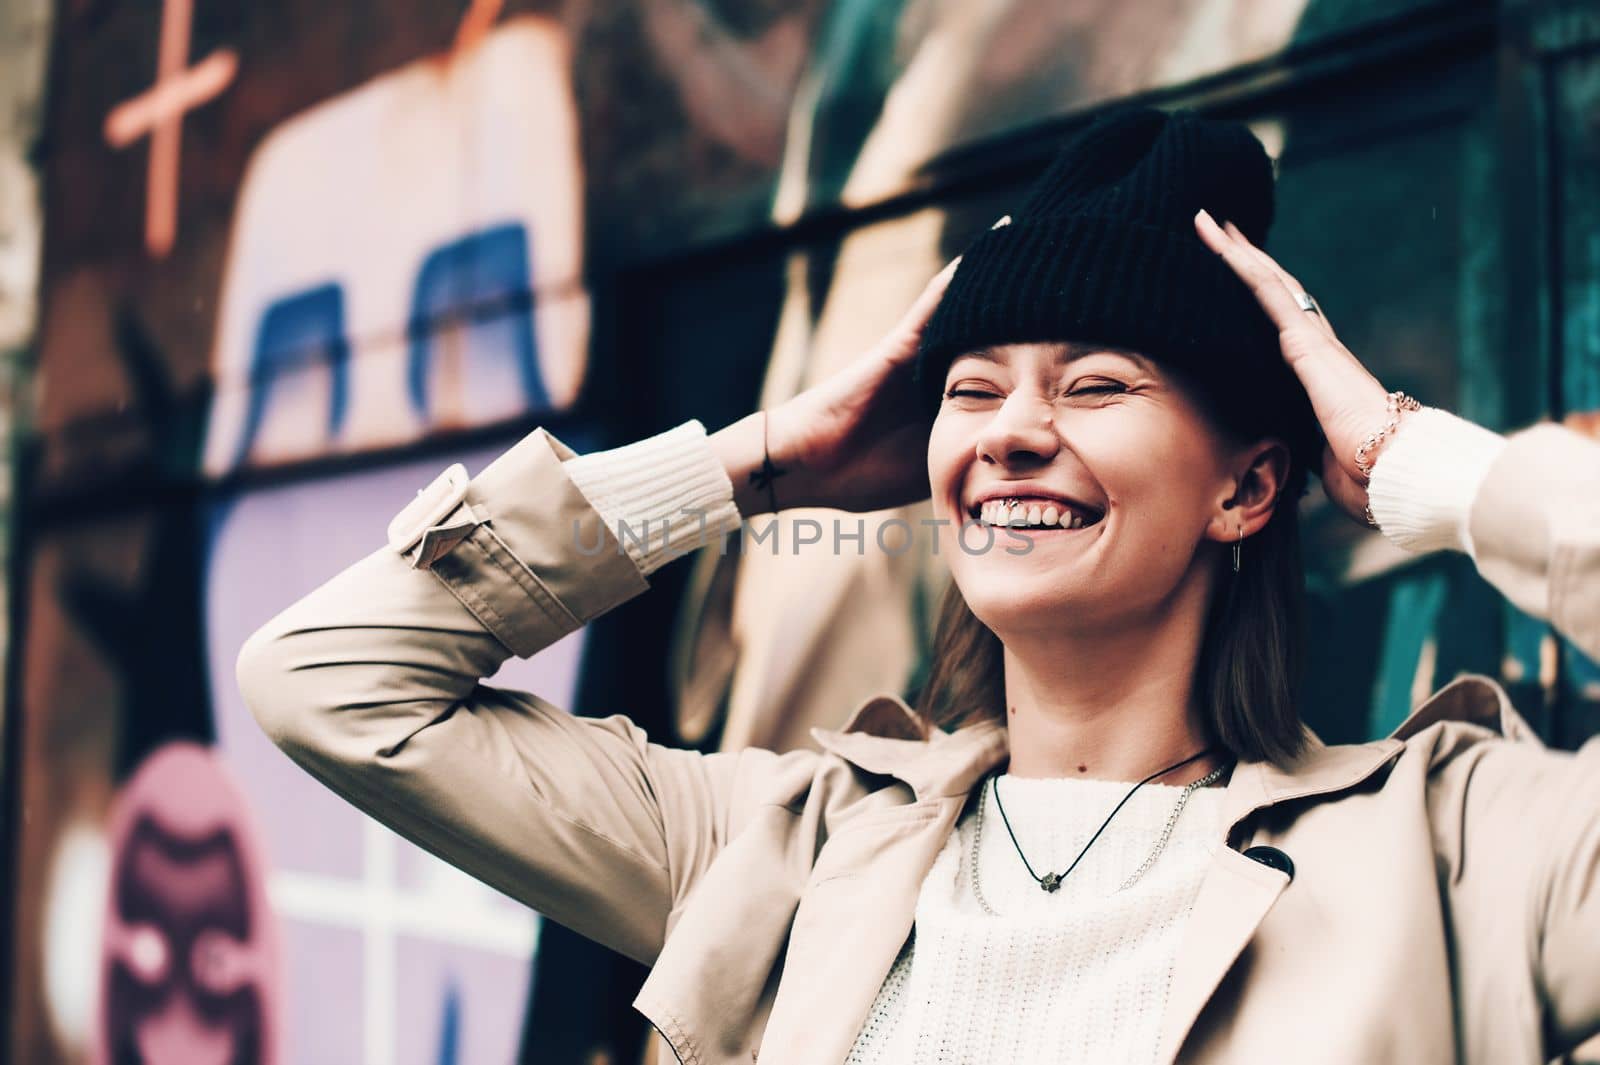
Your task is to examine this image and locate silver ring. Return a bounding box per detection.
[1294,291,1322,316]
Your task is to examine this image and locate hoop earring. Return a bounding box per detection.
[1232,525,1243,574]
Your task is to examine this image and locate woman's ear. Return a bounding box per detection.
[1215,438,1290,537]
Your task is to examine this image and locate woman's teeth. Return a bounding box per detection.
[977,500,1091,529]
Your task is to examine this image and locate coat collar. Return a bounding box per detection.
[1383,670,1542,745]
[802,673,1528,1065]
[808,695,1008,801]
[810,671,1526,824]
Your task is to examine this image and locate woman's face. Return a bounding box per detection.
[927,341,1265,637]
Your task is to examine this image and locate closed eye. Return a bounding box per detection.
[1068,382,1127,396]
[944,388,999,400]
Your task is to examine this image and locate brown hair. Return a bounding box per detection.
[912,368,1315,768]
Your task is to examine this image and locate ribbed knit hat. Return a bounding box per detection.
[914,105,1323,480]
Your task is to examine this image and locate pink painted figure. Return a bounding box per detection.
[97,742,280,1065]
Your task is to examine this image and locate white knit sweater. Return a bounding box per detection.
[556,406,1505,1061]
[844,776,1225,1064]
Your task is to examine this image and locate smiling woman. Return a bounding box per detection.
[238,105,1600,1065]
[919,336,1311,770]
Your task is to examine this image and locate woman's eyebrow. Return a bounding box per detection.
[950,347,1004,367]
[1057,343,1156,372]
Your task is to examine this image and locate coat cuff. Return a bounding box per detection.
[1366,406,1508,558]
[561,420,742,576]
[385,426,651,657]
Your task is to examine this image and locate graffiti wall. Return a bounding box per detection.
[11,0,1600,1063]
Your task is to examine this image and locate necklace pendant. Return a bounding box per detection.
[1040,872,1062,893]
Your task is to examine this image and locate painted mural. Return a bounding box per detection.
[12,1,1600,1064]
[201,14,588,473]
[95,742,280,1065]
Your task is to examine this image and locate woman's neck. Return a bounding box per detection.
[997,573,1222,785]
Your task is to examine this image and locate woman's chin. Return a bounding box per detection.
[960,581,1096,632]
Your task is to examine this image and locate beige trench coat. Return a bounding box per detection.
[237,416,1600,1064]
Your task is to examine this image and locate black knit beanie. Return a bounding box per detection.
[914,105,1323,482]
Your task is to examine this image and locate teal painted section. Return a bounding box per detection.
[1371,568,1452,736]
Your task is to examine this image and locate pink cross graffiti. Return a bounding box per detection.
[103,0,237,258]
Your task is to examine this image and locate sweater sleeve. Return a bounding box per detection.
[1368,405,1600,662]
[562,419,744,576]
[1365,406,1508,557]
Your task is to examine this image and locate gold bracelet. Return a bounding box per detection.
[1357,390,1421,528]
[1355,391,1421,482]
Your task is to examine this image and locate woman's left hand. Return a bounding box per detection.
[1193,207,1402,526]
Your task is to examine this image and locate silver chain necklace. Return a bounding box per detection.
[969,761,1229,915]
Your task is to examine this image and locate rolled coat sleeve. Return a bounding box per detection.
[235,421,778,966]
[1369,408,1600,660]
[1466,422,1600,662]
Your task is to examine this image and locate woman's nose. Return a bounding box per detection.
[974,394,1059,466]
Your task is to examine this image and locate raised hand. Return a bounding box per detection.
[713,258,960,515]
[1193,208,1407,525]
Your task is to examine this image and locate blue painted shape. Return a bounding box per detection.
[407,223,547,419]
[434,981,461,1065]
[233,283,349,471]
[1370,569,1451,737]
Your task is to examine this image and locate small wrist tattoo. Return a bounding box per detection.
[749,410,788,514]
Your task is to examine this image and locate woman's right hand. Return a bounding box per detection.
[712,258,960,515]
